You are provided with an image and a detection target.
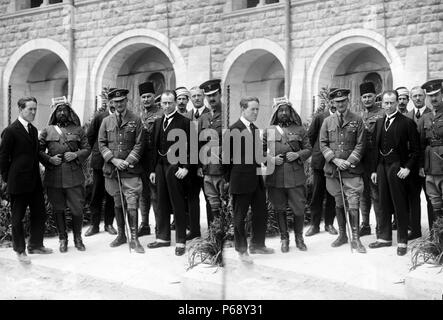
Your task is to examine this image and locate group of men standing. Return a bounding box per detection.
[2,75,443,264]
[305,79,443,256]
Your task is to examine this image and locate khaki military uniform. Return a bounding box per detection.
[418,111,443,214]
[98,110,144,210]
[320,110,366,209]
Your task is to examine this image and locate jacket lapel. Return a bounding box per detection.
[13,120,33,144]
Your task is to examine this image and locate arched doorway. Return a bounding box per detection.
[101,45,176,114]
[330,46,392,112]
[91,29,187,117]
[224,49,285,130]
[307,29,404,117]
[8,50,68,130]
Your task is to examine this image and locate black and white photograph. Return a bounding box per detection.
[0,0,442,304]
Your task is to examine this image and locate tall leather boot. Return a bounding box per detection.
[72,214,86,251]
[294,215,307,251]
[138,195,151,237]
[128,209,145,254]
[110,207,127,247]
[331,207,348,247]
[349,209,366,253]
[276,210,289,253]
[54,210,68,253]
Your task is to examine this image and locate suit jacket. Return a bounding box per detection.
[0,119,42,194]
[406,107,432,126]
[371,113,420,173]
[87,111,111,170]
[149,112,191,173]
[308,110,331,170]
[224,119,264,194]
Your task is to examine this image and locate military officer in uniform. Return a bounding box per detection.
[85,89,117,237]
[98,88,145,253]
[199,79,227,225]
[39,98,91,252]
[320,88,367,253]
[263,97,312,252]
[418,79,443,226]
[359,82,384,237]
[138,81,163,237]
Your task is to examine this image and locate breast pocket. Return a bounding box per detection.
[66,133,80,150]
[327,128,337,142]
[434,119,443,137]
[106,127,116,142]
[124,126,136,141]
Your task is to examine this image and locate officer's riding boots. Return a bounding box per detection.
[128,209,145,253]
[294,215,307,251]
[331,207,348,247]
[349,209,366,253]
[72,214,86,251]
[110,206,127,247]
[276,210,289,252]
[54,210,68,253]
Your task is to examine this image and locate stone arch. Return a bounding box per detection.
[222,39,286,129]
[90,29,187,116]
[2,39,69,128]
[306,29,404,116]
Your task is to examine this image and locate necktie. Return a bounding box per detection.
[163,117,169,130]
[195,111,200,120]
[27,123,33,137]
[339,113,344,127]
[385,117,391,131]
[416,110,421,120]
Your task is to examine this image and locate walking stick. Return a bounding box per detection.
[337,169,354,253]
[116,169,132,253]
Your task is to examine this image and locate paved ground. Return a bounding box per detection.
[0,191,440,300]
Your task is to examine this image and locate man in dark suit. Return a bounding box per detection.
[84,92,117,237]
[224,96,274,264]
[369,90,420,256]
[305,98,337,237]
[147,90,191,256]
[405,86,433,239]
[0,97,53,264]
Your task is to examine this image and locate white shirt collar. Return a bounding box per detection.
[194,107,205,117]
[386,110,398,120]
[18,116,30,131]
[415,107,425,116]
[240,116,252,129]
[164,110,177,120]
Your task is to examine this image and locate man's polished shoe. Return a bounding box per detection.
[84,226,99,237]
[137,224,151,237]
[105,225,117,235]
[175,247,186,256]
[359,224,371,237]
[368,241,392,249]
[59,239,68,253]
[147,241,171,249]
[325,225,338,235]
[407,231,422,241]
[305,226,320,237]
[17,252,31,264]
[27,246,53,254]
[238,252,253,264]
[397,246,407,256]
[249,246,275,254]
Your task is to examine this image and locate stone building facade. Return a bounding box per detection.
[0,0,442,131]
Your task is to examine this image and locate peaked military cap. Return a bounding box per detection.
[139,82,155,96]
[422,79,443,95]
[108,88,129,101]
[200,79,221,95]
[360,82,376,96]
[329,88,350,101]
